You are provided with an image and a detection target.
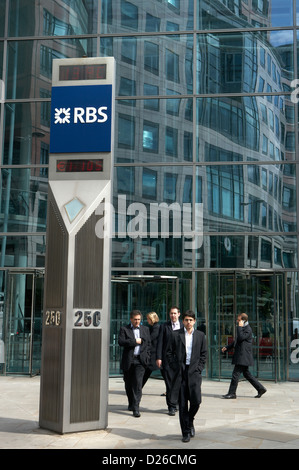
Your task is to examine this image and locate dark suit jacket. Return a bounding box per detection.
[166,328,207,406]
[147,323,160,371]
[156,320,183,365]
[226,323,254,366]
[118,323,151,371]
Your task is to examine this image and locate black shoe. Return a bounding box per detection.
[133,410,141,417]
[222,393,237,399]
[190,425,195,438]
[255,389,267,398]
[182,434,191,443]
[168,407,176,416]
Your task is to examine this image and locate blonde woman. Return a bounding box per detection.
[142,312,160,387]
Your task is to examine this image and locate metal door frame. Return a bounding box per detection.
[212,271,286,382]
[3,269,44,375]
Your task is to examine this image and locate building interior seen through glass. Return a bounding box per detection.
[0,0,298,381]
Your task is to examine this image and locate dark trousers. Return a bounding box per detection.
[178,366,200,436]
[142,367,152,387]
[228,364,265,394]
[123,356,145,411]
[161,366,176,410]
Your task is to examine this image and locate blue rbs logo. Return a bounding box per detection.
[50,85,112,153]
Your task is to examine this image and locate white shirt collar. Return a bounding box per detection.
[184,327,194,335]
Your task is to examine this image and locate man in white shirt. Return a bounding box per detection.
[166,310,207,442]
[156,306,183,415]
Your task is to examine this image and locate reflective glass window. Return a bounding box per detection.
[196,164,296,233]
[297,0,299,26]
[197,31,293,95]
[166,48,180,82]
[199,0,294,29]
[6,39,97,99]
[116,167,135,195]
[118,114,135,151]
[119,77,136,105]
[143,121,159,153]
[144,84,159,111]
[3,103,50,166]
[116,98,193,163]
[195,235,297,269]
[142,168,157,199]
[201,271,292,381]
[0,236,46,268]
[0,41,3,81]
[110,272,192,343]
[164,172,177,202]
[8,0,98,36]
[101,0,194,33]
[113,165,194,268]
[112,233,193,268]
[287,272,299,380]
[112,227,298,269]
[296,30,299,79]
[165,127,178,157]
[121,37,137,65]
[0,0,5,37]
[196,96,295,162]
[0,168,48,233]
[146,12,161,32]
[101,35,193,97]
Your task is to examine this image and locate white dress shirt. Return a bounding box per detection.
[184,327,194,365]
[131,324,141,355]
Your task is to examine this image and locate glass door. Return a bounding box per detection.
[208,272,286,381]
[4,271,44,375]
[110,274,191,374]
[287,272,299,381]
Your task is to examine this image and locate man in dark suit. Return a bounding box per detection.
[156,306,183,415]
[166,310,207,442]
[118,310,151,417]
[222,313,267,399]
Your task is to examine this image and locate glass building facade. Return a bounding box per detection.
[0,0,298,381]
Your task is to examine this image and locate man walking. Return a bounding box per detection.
[222,313,267,399]
[118,310,151,417]
[156,306,182,415]
[166,310,207,442]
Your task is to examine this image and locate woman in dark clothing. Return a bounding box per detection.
[222,313,267,399]
[142,312,160,387]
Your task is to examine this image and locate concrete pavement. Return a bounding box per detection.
[0,375,298,449]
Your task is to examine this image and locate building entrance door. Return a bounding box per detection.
[3,270,44,375]
[208,271,286,382]
[110,274,191,374]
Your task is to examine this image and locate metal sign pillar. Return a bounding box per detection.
[39,57,115,433]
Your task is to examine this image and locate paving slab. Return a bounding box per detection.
[0,375,298,451]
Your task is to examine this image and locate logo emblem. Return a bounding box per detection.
[50,85,112,153]
[54,107,71,124]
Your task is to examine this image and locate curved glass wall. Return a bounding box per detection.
[8,0,98,36]
[0,0,298,380]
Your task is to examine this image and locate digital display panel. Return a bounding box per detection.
[59,64,107,81]
[56,159,103,173]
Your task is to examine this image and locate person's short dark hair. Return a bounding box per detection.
[182,310,196,320]
[130,309,142,319]
[169,306,180,313]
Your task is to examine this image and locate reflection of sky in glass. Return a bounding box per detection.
[270,0,293,27]
[270,30,293,47]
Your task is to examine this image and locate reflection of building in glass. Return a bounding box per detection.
[0,0,298,381]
